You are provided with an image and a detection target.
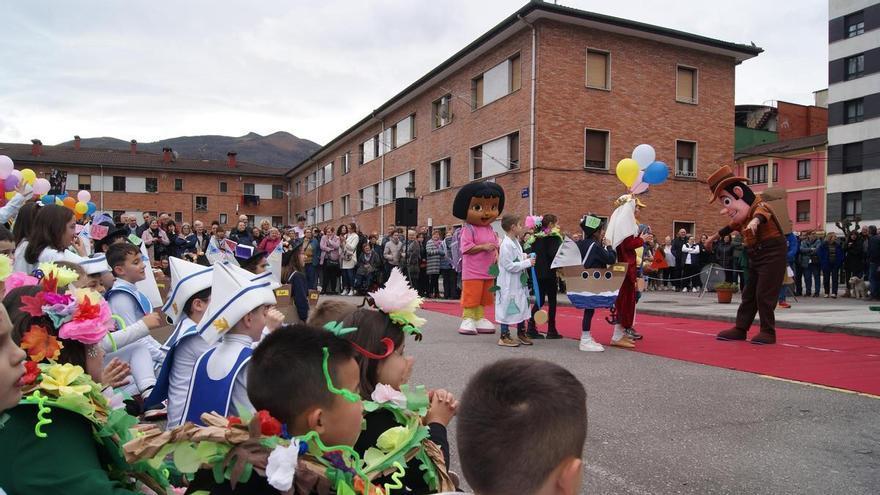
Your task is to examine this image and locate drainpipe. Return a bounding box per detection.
[379,115,386,228]
[518,14,537,215]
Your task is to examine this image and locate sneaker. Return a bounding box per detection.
[476,318,496,334]
[823,294,829,298]
[624,328,643,340]
[579,335,604,352]
[778,301,791,308]
[516,333,534,346]
[831,294,837,299]
[498,336,520,347]
[142,400,168,421]
[458,319,478,335]
[692,287,699,293]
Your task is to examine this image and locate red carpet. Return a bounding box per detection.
[422,301,880,396]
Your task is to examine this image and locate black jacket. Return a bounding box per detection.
[529,234,562,280]
[868,235,880,264]
[576,238,617,268]
[671,235,687,263]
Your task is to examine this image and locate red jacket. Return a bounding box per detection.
[615,235,644,282]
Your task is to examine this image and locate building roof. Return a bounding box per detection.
[0,142,286,177]
[735,133,827,160]
[287,0,763,177]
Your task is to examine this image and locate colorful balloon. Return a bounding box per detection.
[4,175,18,190]
[632,144,656,170]
[63,197,76,209]
[20,168,36,185]
[4,191,15,200]
[41,194,55,205]
[86,202,97,215]
[77,190,91,203]
[0,156,12,179]
[74,201,88,214]
[642,161,669,185]
[33,178,51,195]
[615,158,640,188]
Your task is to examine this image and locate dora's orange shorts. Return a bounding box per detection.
[460,279,495,308]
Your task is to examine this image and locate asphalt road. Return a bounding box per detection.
[407,306,880,495]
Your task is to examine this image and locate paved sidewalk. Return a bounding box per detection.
[574,289,880,337]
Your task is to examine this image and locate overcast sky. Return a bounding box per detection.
[0,0,828,146]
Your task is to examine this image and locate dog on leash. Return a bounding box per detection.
[850,276,868,299]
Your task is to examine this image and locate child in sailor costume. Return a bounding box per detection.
[180,262,277,425]
[144,257,213,428]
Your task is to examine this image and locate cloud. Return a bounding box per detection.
[0,0,827,146]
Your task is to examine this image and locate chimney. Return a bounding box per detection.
[73,135,81,151]
[130,139,137,155]
[227,151,237,168]
[31,139,43,156]
[162,147,172,164]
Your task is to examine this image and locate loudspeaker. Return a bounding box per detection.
[395,197,418,226]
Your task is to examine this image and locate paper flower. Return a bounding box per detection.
[38,262,79,289]
[19,360,40,386]
[257,409,283,436]
[226,416,242,427]
[20,292,47,317]
[371,384,407,409]
[369,268,426,333]
[265,439,300,492]
[376,426,408,452]
[58,291,113,345]
[20,325,63,362]
[39,363,92,397]
[101,386,125,410]
[0,254,11,282]
[4,272,39,296]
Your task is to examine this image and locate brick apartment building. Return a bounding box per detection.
[0,138,289,226]
[287,1,761,239]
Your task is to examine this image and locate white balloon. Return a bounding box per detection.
[33,178,51,195]
[0,155,13,179]
[632,144,656,170]
[630,181,649,194]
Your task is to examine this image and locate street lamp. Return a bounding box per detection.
[405,182,415,198]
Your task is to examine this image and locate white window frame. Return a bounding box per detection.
[675,65,699,104]
[469,131,519,181]
[341,194,350,216]
[432,94,453,128]
[430,157,451,191]
[342,152,351,175]
[322,162,333,184]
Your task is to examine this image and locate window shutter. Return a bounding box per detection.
[586,52,607,88]
[677,68,695,102]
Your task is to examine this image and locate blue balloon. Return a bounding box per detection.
[642,161,669,185]
[86,202,97,215]
[41,194,54,204]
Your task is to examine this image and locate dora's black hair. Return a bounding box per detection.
[452,181,505,220]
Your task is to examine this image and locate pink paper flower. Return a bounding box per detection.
[371,383,408,408]
[58,298,113,345]
[5,272,39,296]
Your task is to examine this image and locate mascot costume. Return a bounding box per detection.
[604,194,647,348]
[706,165,786,344]
[452,181,504,335]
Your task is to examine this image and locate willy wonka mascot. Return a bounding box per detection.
[705,165,786,344]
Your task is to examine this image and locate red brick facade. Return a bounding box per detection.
[777,101,828,141]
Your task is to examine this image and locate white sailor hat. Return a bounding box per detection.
[161,256,214,324]
[79,254,111,276]
[197,262,277,344]
[224,260,281,290]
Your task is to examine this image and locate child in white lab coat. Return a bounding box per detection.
[494,214,536,347]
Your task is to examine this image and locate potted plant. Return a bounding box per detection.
[715,282,738,303]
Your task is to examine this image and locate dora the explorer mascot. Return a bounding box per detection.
[452,181,505,335]
[704,165,786,344]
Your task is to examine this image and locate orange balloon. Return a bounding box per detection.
[63,197,76,209]
[75,211,84,220]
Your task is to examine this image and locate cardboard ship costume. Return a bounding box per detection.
[552,233,626,310]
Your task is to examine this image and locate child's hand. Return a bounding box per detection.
[143,312,163,330]
[266,308,285,331]
[101,358,131,388]
[528,257,536,267]
[424,389,459,427]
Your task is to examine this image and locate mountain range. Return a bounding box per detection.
[58,131,321,169]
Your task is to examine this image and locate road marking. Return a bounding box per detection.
[759,375,880,399]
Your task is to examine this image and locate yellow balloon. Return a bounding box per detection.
[4,192,15,200]
[75,201,88,214]
[20,168,36,185]
[616,158,640,188]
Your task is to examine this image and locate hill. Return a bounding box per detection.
[58,131,321,169]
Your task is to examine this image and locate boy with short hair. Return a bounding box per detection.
[306,299,358,328]
[452,358,587,495]
[180,262,276,424]
[145,257,213,427]
[76,253,115,294]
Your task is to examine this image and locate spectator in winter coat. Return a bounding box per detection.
[229,221,254,246]
[868,226,880,299]
[383,231,403,281]
[425,231,444,298]
[671,229,688,291]
[440,231,458,299]
[714,235,735,283]
[319,226,341,294]
[141,220,169,264]
[818,232,845,298]
[843,230,865,296]
[799,232,822,297]
[681,236,701,292]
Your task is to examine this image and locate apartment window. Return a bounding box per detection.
[845,98,864,124]
[747,164,768,184]
[381,171,416,204]
[797,159,811,180]
[846,11,865,38]
[174,211,183,223]
[845,54,865,80]
[342,152,351,175]
[219,213,228,225]
[78,175,91,191]
[509,132,520,169]
[112,210,125,222]
[676,66,697,103]
[272,216,283,227]
[430,158,451,191]
[219,181,227,193]
[294,181,301,197]
[470,132,519,180]
[321,201,333,223]
[844,142,863,173]
[586,49,610,89]
[675,141,696,177]
[359,184,379,211]
[843,192,862,220]
[112,176,126,192]
[796,200,810,223]
[145,178,158,193]
[393,115,414,148]
[244,183,255,195]
[772,163,778,183]
[432,94,452,128]
[341,195,350,216]
[272,185,284,199]
[584,129,610,169]
[472,53,521,109]
[373,136,380,160]
[323,162,333,183]
[195,196,208,211]
[673,221,695,237]
[306,208,316,225]
[358,142,366,165]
